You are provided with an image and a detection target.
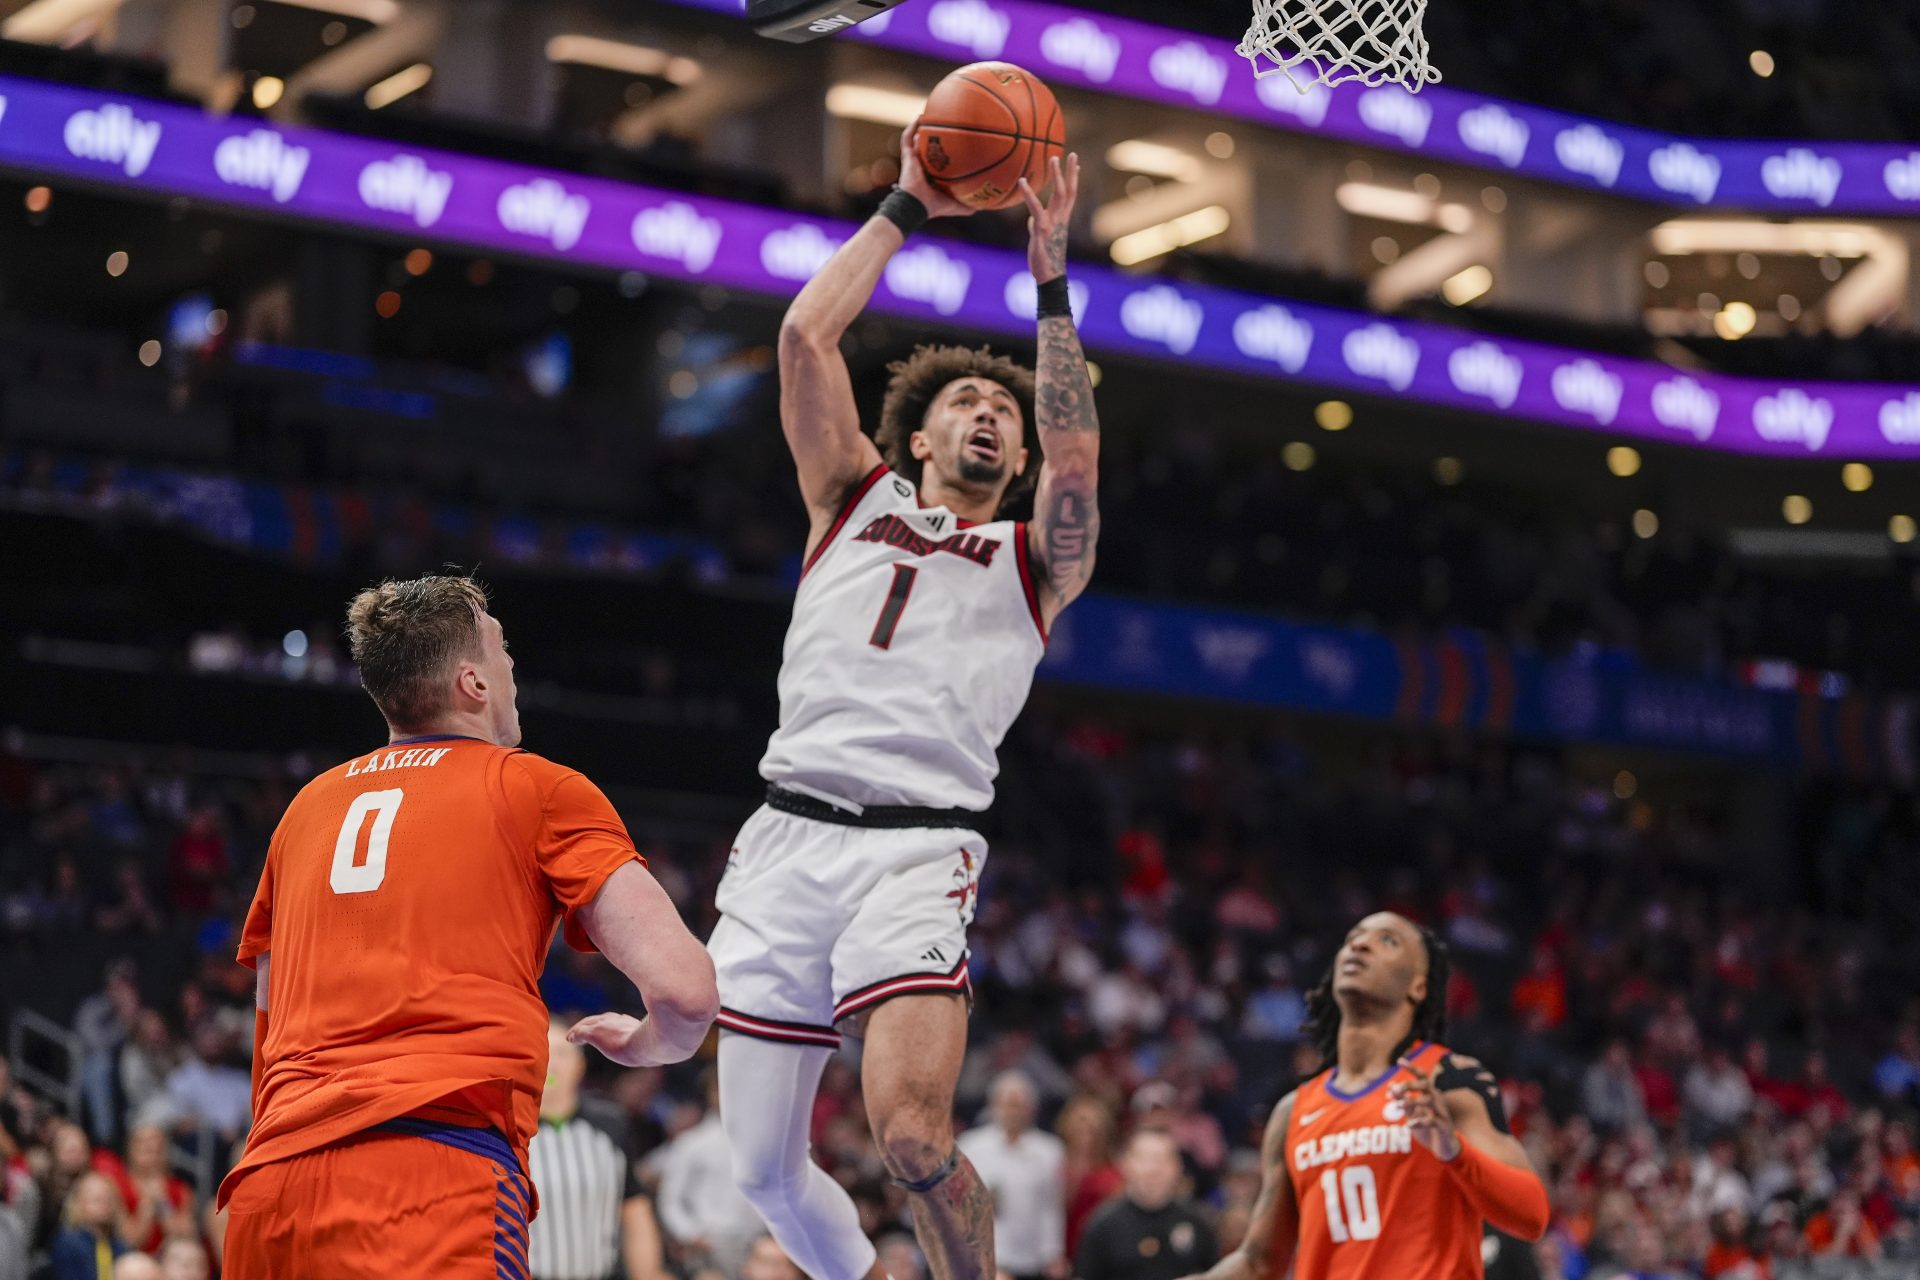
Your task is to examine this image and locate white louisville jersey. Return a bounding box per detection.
[759,464,1049,811]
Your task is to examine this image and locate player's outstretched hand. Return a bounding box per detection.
[567,1012,675,1068]
[1017,152,1079,286]
[1392,1058,1462,1161]
[898,122,978,221]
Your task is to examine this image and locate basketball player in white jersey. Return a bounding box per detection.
[707,126,1096,1280]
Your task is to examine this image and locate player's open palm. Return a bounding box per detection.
[567,1012,673,1068]
[1393,1058,1462,1160]
[1018,152,1079,284]
[899,122,977,221]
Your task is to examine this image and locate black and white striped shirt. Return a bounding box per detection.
[528,1098,642,1280]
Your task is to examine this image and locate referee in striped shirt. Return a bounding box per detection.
[530,1016,665,1280]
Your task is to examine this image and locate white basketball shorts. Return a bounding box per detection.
[708,803,986,1049]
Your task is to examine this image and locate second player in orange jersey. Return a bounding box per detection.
[1184,912,1549,1280]
[219,575,719,1279]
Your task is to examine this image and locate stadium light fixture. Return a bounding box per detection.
[2,0,121,42]
[1607,447,1641,478]
[365,62,432,109]
[1632,509,1659,538]
[1441,265,1492,305]
[1106,140,1204,183]
[1892,515,1916,544]
[1782,495,1813,525]
[1651,220,1880,258]
[823,84,925,127]
[546,35,699,84]
[1841,463,1873,493]
[264,0,400,21]
[252,76,286,109]
[1109,205,1231,266]
[1315,401,1353,432]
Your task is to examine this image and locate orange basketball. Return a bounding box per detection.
[915,62,1066,211]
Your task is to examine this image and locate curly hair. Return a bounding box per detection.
[876,344,1040,515]
[1301,922,1451,1070]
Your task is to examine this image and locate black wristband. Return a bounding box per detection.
[877,187,929,237]
[1036,275,1073,320]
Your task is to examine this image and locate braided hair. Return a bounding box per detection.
[1301,922,1451,1070]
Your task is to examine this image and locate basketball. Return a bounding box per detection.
[914,62,1066,211]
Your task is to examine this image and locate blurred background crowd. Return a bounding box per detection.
[3,711,1917,1279]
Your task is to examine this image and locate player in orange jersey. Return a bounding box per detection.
[1183,912,1548,1280]
[218,574,719,1279]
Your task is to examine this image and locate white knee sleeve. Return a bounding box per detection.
[719,1032,878,1280]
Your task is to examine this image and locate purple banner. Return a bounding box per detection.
[666,0,1920,216]
[1,74,1916,458]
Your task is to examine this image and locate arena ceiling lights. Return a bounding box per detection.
[261,0,400,21]
[823,83,926,127]
[546,35,702,86]
[2,0,122,43]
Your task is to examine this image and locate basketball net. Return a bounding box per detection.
[1238,0,1440,93]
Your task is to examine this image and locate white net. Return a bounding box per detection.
[1237,0,1440,93]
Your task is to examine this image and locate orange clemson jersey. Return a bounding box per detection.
[1285,1041,1488,1280]
[218,735,641,1209]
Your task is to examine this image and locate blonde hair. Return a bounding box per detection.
[344,575,489,730]
[62,1170,124,1228]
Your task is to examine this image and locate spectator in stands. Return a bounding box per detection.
[110,1256,159,1280]
[162,805,227,918]
[97,1125,193,1255]
[147,1025,248,1146]
[154,1238,209,1280]
[94,862,163,937]
[38,1123,95,1249]
[652,1071,763,1278]
[1074,1130,1216,1280]
[1238,956,1304,1045]
[1057,1096,1123,1257]
[73,961,141,1146]
[1682,1047,1754,1142]
[0,1192,25,1280]
[49,1171,130,1280]
[957,1072,1066,1280]
[1582,1042,1648,1135]
[1875,1025,1920,1108]
[117,1012,176,1134]
[1803,1187,1882,1260]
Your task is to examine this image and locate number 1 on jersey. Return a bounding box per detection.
[331,789,403,894]
[869,565,918,650]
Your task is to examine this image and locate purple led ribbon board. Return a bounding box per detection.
[665,0,1920,217]
[3,74,1916,458]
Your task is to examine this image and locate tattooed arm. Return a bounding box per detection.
[1016,155,1100,625]
[1184,1091,1299,1280]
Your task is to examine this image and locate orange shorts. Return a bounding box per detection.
[222,1124,530,1279]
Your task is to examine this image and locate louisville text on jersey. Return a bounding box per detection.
[852,515,1002,567]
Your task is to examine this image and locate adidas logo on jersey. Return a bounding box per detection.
[854,515,1001,567]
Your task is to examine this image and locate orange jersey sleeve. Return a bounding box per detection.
[220,737,642,1210]
[496,752,644,952]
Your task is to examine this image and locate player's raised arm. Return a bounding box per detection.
[1017,155,1100,624]
[1183,1091,1299,1280]
[1394,1055,1551,1241]
[779,124,974,528]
